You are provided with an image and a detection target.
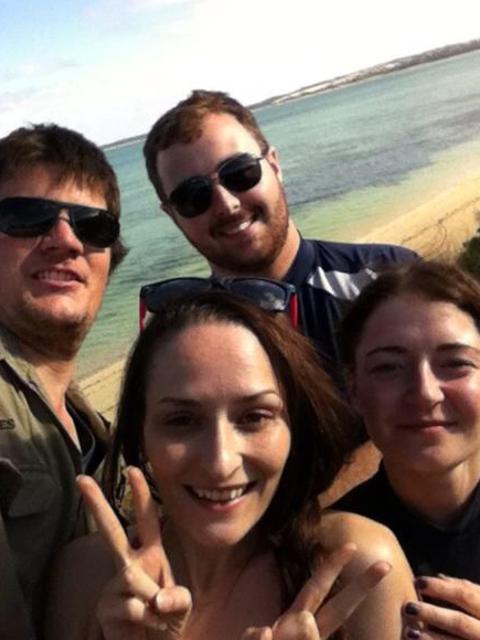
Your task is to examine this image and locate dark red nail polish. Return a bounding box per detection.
[405,602,420,616]
[406,628,420,639]
[414,577,427,590]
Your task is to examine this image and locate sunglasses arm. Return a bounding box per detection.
[139,298,147,332]
[288,293,298,328]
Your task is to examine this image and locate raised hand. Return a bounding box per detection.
[403,575,480,639]
[241,543,391,639]
[77,467,192,640]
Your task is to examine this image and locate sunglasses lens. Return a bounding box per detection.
[141,278,212,312]
[220,156,262,193]
[0,198,55,237]
[0,197,119,248]
[73,209,120,248]
[169,178,212,218]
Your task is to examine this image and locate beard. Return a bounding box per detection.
[2,301,93,361]
[184,186,290,276]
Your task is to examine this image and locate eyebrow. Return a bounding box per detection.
[365,342,480,358]
[155,390,282,406]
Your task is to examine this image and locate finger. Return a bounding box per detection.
[316,560,391,637]
[241,627,272,640]
[127,467,164,550]
[273,611,322,639]
[415,576,480,619]
[153,587,192,617]
[290,543,358,613]
[99,594,170,633]
[403,627,444,639]
[76,475,130,568]
[404,600,480,639]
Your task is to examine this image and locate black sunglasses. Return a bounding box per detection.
[139,276,298,330]
[166,152,267,219]
[0,197,120,248]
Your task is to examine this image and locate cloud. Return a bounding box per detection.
[0,59,79,84]
[84,0,191,19]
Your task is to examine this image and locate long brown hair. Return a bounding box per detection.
[103,292,355,604]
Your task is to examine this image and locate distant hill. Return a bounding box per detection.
[250,39,480,109]
[103,38,480,148]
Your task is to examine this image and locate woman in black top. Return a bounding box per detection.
[336,260,480,639]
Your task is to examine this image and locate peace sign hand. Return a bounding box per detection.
[77,467,192,640]
[242,543,391,639]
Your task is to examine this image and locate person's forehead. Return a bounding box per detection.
[156,112,263,186]
[357,295,480,353]
[0,164,107,208]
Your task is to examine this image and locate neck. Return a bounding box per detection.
[384,458,480,527]
[259,222,300,280]
[162,522,261,603]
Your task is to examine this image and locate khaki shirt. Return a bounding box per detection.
[0,326,109,639]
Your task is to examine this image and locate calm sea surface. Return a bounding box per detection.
[78,50,480,377]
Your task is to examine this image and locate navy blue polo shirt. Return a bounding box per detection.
[283,238,417,379]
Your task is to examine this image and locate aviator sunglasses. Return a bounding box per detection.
[139,276,298,330]
[166,152,267,219]
[0,197,120,248]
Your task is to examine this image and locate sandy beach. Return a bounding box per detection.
[80,170,480,421]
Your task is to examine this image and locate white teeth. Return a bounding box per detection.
[37,270,77,282]
[191,486,247,502]
[222,220,251,235]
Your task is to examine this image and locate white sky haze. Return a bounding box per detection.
[1,0,479,144]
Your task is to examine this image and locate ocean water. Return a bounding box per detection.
[78,50,480,377]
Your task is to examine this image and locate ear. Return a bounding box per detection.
[266,146,283,183]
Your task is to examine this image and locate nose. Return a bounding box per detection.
[199,418,242,481]
[407,361,444,407]
[210,180,242,218]
[39,211,83,254]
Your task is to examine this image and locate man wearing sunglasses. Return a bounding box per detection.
[0,123,127,638]
[143,90,416,378]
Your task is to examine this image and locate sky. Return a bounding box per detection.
[1,0,479,145]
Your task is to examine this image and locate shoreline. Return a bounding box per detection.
[80,173,480,419]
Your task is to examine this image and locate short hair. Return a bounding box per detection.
[103,292,354,599]
[0,123,128,272]
[339,260,480,369]
[143,90,270,203]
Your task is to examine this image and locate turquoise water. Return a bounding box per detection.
[78,50,480,377]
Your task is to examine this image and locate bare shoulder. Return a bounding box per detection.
[319,508,413,575]
[45,533,115,640]
[317,509,416,640]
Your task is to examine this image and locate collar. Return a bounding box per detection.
[283,237,315,287]
[0,324,109,443]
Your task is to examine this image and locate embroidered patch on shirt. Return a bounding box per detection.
[0,418,15,430]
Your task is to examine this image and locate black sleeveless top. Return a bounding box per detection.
[335,465,480,580]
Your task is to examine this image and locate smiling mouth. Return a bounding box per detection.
[398,420,455,430]
[187,483,254,503]
[34,269,83,283]
[215,212,260,238]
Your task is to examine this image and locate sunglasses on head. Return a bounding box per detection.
[166,152,267,219]
[0,197,120,248]
[139,276,298,330]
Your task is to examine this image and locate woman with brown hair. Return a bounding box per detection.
[47,292,414,639]
[337,260,480,639]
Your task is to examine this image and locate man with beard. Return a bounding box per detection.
[0,124,127,638]
[143,90,416,379]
